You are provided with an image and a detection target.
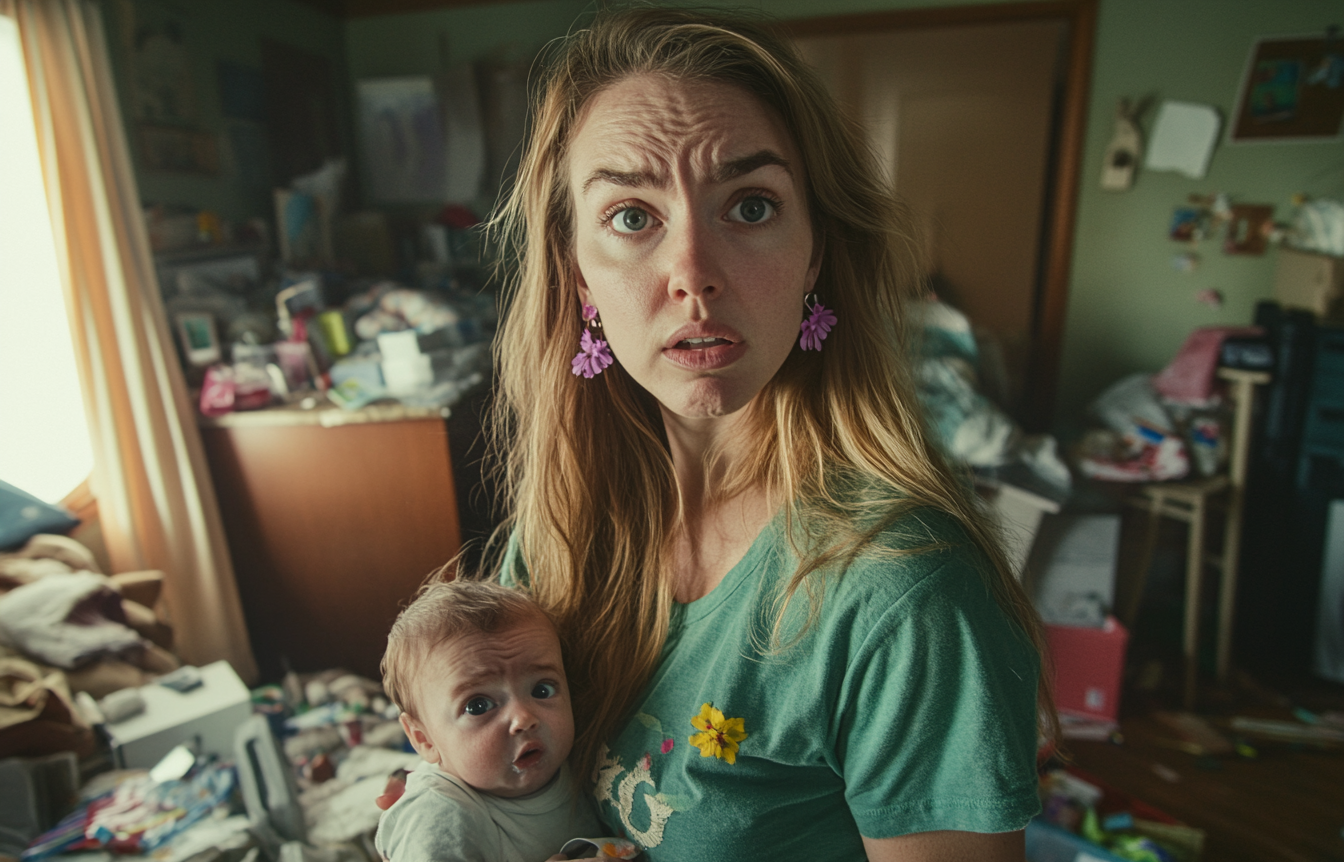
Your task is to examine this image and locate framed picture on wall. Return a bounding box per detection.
[174,312,221,367]
[1229,33,1344,143]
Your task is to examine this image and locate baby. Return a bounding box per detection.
[376,579,633,862]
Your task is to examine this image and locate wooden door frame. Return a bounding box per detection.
[783,0,1097,431]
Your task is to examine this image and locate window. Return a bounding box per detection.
[0,13,94,503]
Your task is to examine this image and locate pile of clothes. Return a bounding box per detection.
[914,299,1071,493]
[1076,326,1260,483]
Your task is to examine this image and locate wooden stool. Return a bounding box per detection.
[1122,368,1268,709]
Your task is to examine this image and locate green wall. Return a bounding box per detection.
[104,0,349,223]
[114,0,1340,432]
[347,0,1344,433]
[345,0,1344,432]
[1062,0,1342,431]
[344,0,588,75]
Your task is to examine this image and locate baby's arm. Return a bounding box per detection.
[375,769,409,810]
[553,839,640,860]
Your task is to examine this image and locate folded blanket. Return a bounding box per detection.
[0,572,145,668]
[1152,326,1262,404]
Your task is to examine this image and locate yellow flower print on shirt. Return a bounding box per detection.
[688,702,748,765]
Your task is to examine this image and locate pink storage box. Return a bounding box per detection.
[1046,616,1129,722]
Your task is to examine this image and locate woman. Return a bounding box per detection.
[489,7,1052,860]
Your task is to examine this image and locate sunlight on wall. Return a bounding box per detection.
[0,15,94,503]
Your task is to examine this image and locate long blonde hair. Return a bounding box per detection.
[488,5,1054,779]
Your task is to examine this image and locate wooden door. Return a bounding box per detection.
[788,2,1095,429]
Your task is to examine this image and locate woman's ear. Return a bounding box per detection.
[805,236,825,294]
[400,713,441,765]
[572,260,592,307]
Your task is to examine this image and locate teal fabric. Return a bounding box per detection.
[0,479,78,551]
[501,509,1041,860]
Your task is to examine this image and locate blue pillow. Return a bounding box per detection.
[0,479,80,551]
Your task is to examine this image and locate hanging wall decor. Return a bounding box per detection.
[1230,28,1344,143]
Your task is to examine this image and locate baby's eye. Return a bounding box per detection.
[609,206,651,234]
[532,681,559,699]
[464,696,496,716]
[728,196,776,224]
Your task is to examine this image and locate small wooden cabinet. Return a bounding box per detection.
[202,404,461,681]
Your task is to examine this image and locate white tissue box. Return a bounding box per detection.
[104,660,252,770]
[376,330,423,361]
[381,354,434,395]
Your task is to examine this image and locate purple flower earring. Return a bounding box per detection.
[572,304,614,378]
[799,293,837,351]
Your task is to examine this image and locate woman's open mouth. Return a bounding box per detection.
[674,336,733,349]
[663,327,745,371]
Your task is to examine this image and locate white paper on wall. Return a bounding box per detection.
[1145,100,1221,179]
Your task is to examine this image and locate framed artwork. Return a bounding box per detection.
[128,17,196,125]
[1169,207,1207,242]
[1223,204,1275,256]
[174,313,221,367]
[1230,34,1344,143]
[356,76,447,203]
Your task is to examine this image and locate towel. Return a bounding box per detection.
[1152,326,1262,405]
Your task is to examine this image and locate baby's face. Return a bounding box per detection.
[400,611,573,797]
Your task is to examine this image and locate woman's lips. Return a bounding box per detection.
[673,336,732,349]
[661,338,747,371]
[663,326,745,370]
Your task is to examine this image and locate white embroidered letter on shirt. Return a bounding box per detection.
[593,744,673,848]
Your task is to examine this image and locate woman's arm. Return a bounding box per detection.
[862,830,1024,861]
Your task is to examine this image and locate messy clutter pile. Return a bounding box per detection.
[153,159,499,421]
[914,298,1072,495]
[1,521,180,766]
[6,655,1234,862]
[193,278,497,420]
[1074,325,1266,484]
[5,654,422,862]
[1028,764,1206,862]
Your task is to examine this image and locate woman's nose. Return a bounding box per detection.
[665,218,726,302]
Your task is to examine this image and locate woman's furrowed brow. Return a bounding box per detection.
[712,149,792,183]
[580,150,790,197]
[582,167,666,195]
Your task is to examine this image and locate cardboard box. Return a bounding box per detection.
[1025,513,1121,628]
[1046,616,1129,722]
[0,752,79,857]
[1274,247,1344,322]
[104,661,251,770]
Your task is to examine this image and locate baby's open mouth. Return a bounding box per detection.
[513,745,544,769]
[674,337,732,349]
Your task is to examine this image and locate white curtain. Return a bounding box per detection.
[5,0,258,682]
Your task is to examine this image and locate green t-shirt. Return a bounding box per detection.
[503,509,1040,860]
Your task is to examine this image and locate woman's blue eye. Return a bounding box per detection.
[532,681,558,699]
[731,196,774,224]
[611,207,650,234]
[464,697,495,716]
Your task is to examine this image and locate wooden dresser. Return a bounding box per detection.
[201,402,461,681]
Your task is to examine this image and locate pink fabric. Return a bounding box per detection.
[1152,326,1262,404]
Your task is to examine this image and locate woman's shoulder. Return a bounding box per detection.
[806,501,994,618]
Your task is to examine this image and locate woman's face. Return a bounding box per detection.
[568,74,820,422]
